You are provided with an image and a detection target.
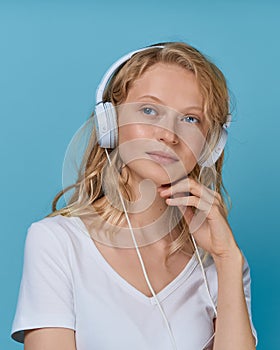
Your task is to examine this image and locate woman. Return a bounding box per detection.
[11,42,258,349]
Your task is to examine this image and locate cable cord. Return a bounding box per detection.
[190,234,217,349]
[189,234,217,317]
[104,149,217,350]
[105,149,178,350]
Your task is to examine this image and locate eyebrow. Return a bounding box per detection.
[137,95,204,114]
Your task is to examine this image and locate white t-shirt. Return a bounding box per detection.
[11,215,257,349]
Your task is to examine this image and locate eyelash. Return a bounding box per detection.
[139,105,200,124]
[180,115,200,124]
[140,106,158,116]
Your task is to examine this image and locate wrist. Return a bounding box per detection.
[213,247,244,271]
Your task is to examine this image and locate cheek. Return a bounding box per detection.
[118,125,151,166]
[179,130,207,162]
[118,124,152,144]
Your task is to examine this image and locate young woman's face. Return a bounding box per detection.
[117,63,208,186]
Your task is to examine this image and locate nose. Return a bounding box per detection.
[156,119,179,145]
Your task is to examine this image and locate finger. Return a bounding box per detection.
[159,178,216,202]
[175,200,210,234]
[183,206,195,226]
[187,209,209,234]
[166,195,212,213]
[160,178,202,197]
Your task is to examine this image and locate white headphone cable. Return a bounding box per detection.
[190,233,217,349]
[189,234,217,317]
[105,149,178,350]
[105,149,217,349]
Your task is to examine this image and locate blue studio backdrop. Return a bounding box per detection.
[1,0,279,349]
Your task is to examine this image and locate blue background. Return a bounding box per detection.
[1,0,279,349]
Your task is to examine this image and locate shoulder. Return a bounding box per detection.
[29,214,76,232]
[25,215,84,257]
[27,214,82,238]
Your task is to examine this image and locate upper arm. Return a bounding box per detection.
[24,328,76,350]
[11,222,76,343]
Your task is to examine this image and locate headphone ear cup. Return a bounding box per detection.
[198,128,228,167]
[95,102,118,148]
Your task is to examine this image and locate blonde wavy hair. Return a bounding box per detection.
[48,42,231,262]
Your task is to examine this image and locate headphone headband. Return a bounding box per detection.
[94,44,231,167]
[95,45,164,105]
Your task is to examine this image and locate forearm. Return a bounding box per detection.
[213,249,256,350]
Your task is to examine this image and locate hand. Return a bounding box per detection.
[158,178,240,261]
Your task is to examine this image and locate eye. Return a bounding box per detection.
[141,106,158,116]
[180,115,200,124]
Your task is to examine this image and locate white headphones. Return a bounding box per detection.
[94,45,224,349]
[94,44,231,167]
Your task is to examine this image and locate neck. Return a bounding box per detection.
[124,176,169,228]
[91,171,184,249]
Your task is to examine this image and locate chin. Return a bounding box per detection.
[126,159,190,187]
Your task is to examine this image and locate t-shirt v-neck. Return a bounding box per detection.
[11,214,258,349]
[73,216,199,305]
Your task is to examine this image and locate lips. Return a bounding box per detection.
[146,151,179,165]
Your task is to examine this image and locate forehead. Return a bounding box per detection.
[125,63,203,112]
